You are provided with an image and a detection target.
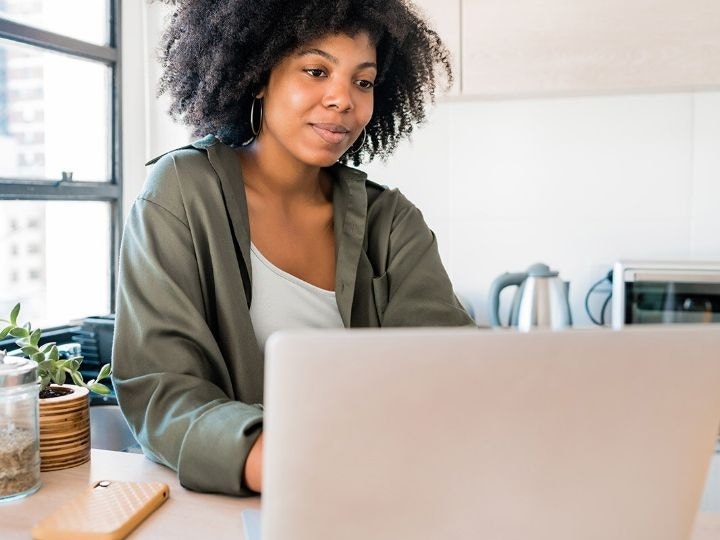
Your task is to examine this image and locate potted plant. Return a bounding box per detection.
[0,303,112,471]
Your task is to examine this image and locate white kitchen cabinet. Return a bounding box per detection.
[412,0,462,96]
[461,0,720,97]
[417,0,720,98]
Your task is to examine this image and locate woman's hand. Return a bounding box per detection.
[243,432,264,493]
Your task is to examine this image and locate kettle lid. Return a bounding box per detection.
[526,262,559,277]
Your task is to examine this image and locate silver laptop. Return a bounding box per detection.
[258,326,720,540]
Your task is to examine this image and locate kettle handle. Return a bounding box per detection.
[564,281,573,326]
[488,272,527,327]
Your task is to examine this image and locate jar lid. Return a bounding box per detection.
[0,355,38,387]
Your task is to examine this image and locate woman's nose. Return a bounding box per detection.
[322,79,353,111]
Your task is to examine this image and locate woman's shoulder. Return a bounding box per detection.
[332,163,424,231]
[139,136,222,209]
[145,137,217,186]
[145,134,218,166]
[331,162,402,205]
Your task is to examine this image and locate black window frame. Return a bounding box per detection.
[0,0,123,311]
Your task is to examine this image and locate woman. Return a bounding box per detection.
[112,0,475,497]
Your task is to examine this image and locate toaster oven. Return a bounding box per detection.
[611,260,720,329]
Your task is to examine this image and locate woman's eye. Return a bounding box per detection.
[304,68,326,78]
[356,79,375,90]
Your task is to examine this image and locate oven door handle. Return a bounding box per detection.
[628,271,720,284]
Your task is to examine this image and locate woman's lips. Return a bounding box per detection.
[311,123,350,145]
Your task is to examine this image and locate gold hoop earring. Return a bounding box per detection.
[349,127,367,154]
[250,97,263,136]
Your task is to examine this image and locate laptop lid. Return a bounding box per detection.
[262,326,720,540]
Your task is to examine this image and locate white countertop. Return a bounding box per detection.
[0,449,718,539]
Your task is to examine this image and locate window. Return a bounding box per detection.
[0,1,120,328]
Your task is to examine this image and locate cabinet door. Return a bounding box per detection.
[413,0,462,97]
[462,0,720,97]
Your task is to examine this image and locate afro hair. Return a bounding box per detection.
[155,0,452,165]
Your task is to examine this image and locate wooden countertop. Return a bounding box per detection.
[0,450,259,539]
[0,449,717,539]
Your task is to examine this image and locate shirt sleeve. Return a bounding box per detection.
[111,159,262,496]
[374,190,476,327]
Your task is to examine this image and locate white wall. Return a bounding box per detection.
[121,1,191,216]
[363,91,720,326]
[122,3,720,327]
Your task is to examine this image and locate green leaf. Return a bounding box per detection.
[31,352,45,364]
[70,358,82,371]
[40,375,51,390]
[49,345,59,362]
[9,303,20,325]
[29,328,42,348]
[52,368,66,385]
[9,327,29,338]
[97,363,112,381]
[40,343,54,354]
[70,371,84,386]
[88,382,111,395]
[0,327,11,340]
[57,359,70,370]
[21,346,39,357]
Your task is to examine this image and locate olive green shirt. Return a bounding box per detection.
[112,135,474,496]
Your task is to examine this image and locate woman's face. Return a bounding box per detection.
[256,32,377,168]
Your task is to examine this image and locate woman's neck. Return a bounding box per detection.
[236,143,331,203]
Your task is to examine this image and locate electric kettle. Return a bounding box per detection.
[488,262,572,331]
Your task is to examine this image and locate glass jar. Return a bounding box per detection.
[0,355,41,502]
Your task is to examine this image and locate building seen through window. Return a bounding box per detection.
[0,0,119,328]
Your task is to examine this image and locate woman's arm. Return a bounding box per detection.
[243,432,264,492]
[112,156,263,496]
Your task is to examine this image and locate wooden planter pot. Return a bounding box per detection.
[38,385,90,471]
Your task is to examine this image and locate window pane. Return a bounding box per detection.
[0,200,111,328]
[0,38,111,182]
[0,0,109,46]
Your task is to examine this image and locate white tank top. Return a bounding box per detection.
[248,243,344,352]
